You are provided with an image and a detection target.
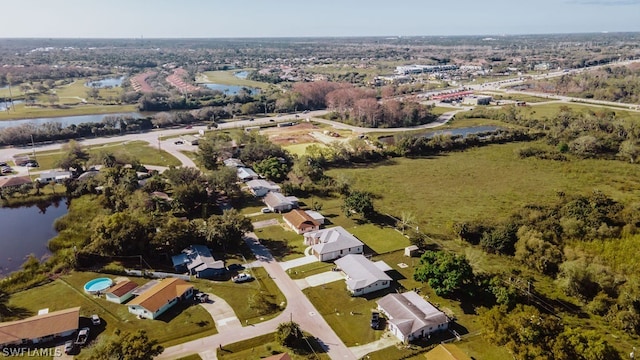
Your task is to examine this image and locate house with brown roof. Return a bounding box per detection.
[127,278,193,320]
[105,280,138,304]
[0,307,80,347]
[263,353,291,360]
[283,209,320,234]
[425,344,472,360]
[0,176,32,190]
[377,291,449,343]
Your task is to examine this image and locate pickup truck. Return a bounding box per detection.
[75,327,90,345]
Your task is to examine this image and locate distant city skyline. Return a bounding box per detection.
[2,0,639,38]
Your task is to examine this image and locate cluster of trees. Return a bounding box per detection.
[460,105,640,163]
[481,305,619,360]
[527,65,640,103]
[0,115,152,146]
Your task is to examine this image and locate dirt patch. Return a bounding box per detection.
[262,123,323,146]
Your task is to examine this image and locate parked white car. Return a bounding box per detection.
[232,273,253,283]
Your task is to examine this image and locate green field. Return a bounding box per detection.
[482,92,551,103]
[20,140,182,170]
[327,141,640,237]
[283,142,327,156]
[197,70,269,88]
[254,224,308,261]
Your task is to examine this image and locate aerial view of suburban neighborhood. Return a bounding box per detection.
[1,1,640,359]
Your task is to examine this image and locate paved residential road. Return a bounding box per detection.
[158,233,356,360]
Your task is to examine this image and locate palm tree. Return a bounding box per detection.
[0,290,11,321]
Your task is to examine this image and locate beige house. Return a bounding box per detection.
[283,209,320,234]
[128,278,193,320]
[0,307,80,347]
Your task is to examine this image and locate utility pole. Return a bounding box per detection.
[31,134,37,162]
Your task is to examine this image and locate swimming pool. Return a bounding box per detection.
[84,277,113,294]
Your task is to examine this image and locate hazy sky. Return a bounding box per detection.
[2,0,639,38]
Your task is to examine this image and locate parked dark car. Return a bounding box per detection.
[370,312,380,329]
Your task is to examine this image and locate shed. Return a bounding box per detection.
[404,245,419,257]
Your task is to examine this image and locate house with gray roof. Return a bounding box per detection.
[246,179,281,197]
[264,192,298,213]
[377,291,450,343]
[237,167,259,181]
[303,226,364,261]
[334,254,392,296]
[171,245,226,279]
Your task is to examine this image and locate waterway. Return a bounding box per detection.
[0,199,68,276]
[0,112,143,129]
[202,83,259,95]
[85,76,125,88]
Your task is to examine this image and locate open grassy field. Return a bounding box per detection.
[254,224,308,261]
[50,79,124,104]
[0,103,137,120]
[483,92,551,103]
[197,70,269,88]
[326,141,640,237]
[430,106,455,116]
[19,140,181,170]
[7,271,217,350]
[525,102,640,122]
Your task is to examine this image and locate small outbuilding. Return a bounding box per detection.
[404,245,419,257]
[105,280,139,304]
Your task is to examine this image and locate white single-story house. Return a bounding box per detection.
[334,254,392,296]
[246,179,281,197]
[303,226,364,262]
[404,245,420,257]
[172,245,226,279]
[283,209,321,234]
[105,280,139,304]
[35,171,72,183]
[0,307,80,347]
[264,192,299,213]
[237,167,259,181]
[128,278,194,320]
[377,291,450,343]
[304,210,325,225]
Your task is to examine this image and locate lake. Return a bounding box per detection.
[0,199,68,276]
[0,112,143,129]
[202,83,259,95]
[85,76,125,88]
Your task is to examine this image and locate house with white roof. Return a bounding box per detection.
[246,179,281,197]
[303,226,364,261]
[237,167,259,181]
[377,291,450,343]
[172,245,226,279]
[264,192,298,213]
[35,171,72,183]
[334,254,392,296]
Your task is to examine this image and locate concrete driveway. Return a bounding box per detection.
[199,293,242,333]
[349,333,399,359]
[279,254,316,271]
[296,271,345,290]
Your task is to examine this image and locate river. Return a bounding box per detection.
[0,199,68,276]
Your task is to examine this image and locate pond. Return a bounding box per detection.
[85,76,126,88]
[0,112,143,129]
[234,71,249,79]
[425,125,501,138]
[0,199,68,276]
[378,126,502,145]
[202,83,259,95]
[0,100,25,111]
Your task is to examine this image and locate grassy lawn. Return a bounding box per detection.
[254,224,307,261]
[0,103,137,120]
[283,142,327,156]
[193,267,285,324]
[217,332,330,360]
[303,281,392,347]
[430,106,455,116]
[197,70,269,88]
[326,141,640,237]
[525,102,640,122]
[286,262,334,280]
[482,92,551,103]
[7,271,217,350]
[20,140,181,170]
[349,224,411,254]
